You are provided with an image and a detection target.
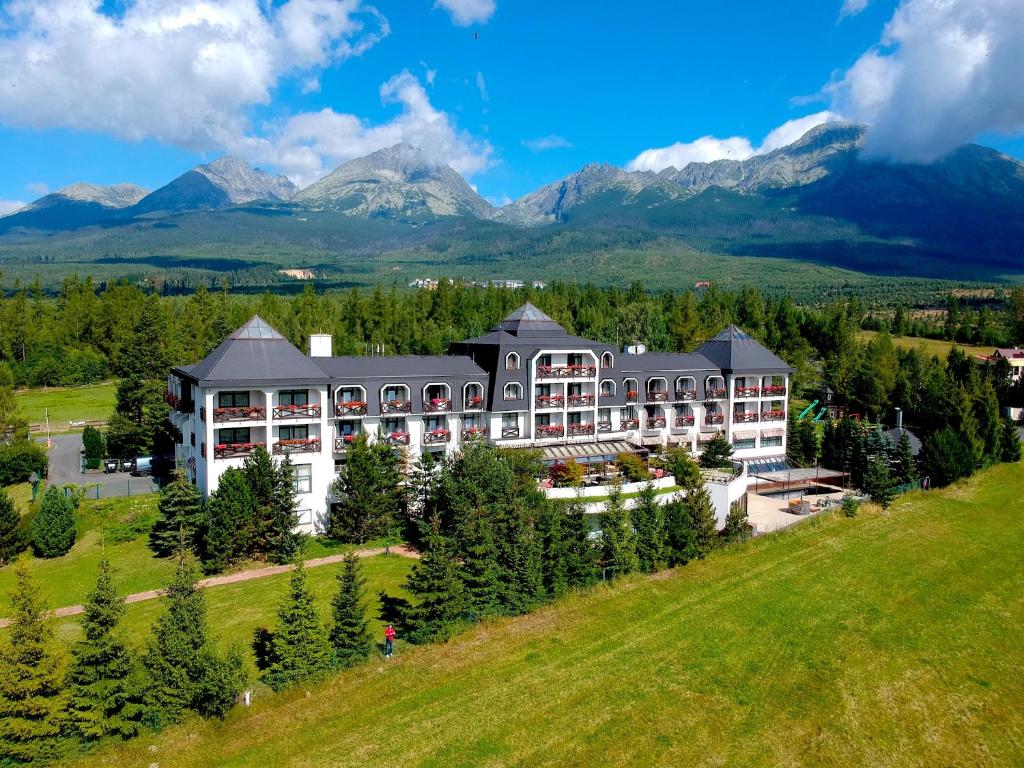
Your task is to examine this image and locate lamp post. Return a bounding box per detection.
[29,471,39,501]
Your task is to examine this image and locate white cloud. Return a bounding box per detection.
[475,71,488,102]
[626,111,842,172]
[240,71,492,187]
[420,61,437,86]
[434,0,495,26]
[26,182,49,196]
[839,0,871,20]
[828,0,1024,163]
[0,0,388,152]
[301,77,321,94]
[0,200,27,216]
[522,134,574,152]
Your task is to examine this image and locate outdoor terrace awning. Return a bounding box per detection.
[761,428,785,438]
[541,441,638,464]
[732,430,757,440]
[697,431,719,441]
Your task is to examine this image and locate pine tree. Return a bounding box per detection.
[892,431,919,486]
[664,498,696,566]
[599,480,639,578]
[1000,418,1022,463]
[328,554,374,669]
[399,523,467,644]
[841,495,859,518]
[536,501,568,598]
[503,509,544,615]
[149,470,204,557]
[329,435,402,543]
[721,500,749,544]
[264,562,332,690]
[66,560,144,742]
[242,446,277,546]
[0,490,26,566]
[685,483,718,559]
[631,482,667,573]
[202,468,256,572]
[918,427,975,488]
[30,486,76,558]
[268,455,304,564]
[561,495,597,589]
[0,562,67,765]
[459,510,502,619]
[863,456,896,508]
[699,432,734,469]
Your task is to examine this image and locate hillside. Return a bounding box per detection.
[78,462,1024,768]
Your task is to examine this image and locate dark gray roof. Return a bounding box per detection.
[173,316,327,387]
[316,355,486,380]
[491,302,569,338]
[696,325,794,373]
[456,329,613,352]
[885,427,922,456]
[618,352,718,374]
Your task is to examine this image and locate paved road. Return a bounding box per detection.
[44,433,159,498]
[0,545,420,626]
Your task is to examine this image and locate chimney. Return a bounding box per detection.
[895,407,903,431]
[308,334,332,358]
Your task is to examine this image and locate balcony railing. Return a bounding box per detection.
[734,412,759,424]
[536,394,565,408]
[462,426,487,440]
[164,391,192,412]
[625,391,639,403]
[273,438,321,455]
[621,418,640,430]
[465,395,484,410]
[335,401,367,417]
[705,413,725,425]
[675,415,695,427]
[213,406,266,423]
[423,428,451,444]
[646,417,667,429]
[384,431,410,446]
[381,399,412,414]
[762,385,787,396]
[675,389,696,402]
[501,426,520,439]
[333,435,359,452]
[597,421,612,433]
[761,410,786,421]
[567,394,595,407]
[536,364,597,379]
[568,423,595,436]
[647,390,669,403]
[214,441,265,459]
[705,388,727,400]
[536,424,565,437]
[735,387,761,398]
[423,398,451,414]
[273,404,321,420]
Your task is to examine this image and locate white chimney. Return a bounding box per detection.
[895,407,903,431]
[309,334,332,357]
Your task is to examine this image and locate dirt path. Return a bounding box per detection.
[0,545,419,627]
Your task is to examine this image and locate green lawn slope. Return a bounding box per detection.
[76,461,1024,768]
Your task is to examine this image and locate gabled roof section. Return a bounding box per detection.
[696,324,795,373]
[492,302,569,338]
[176,316,327,386]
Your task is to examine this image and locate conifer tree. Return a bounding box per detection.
[863,456,896,508]
[30,486,76,558]
[892,431,919,486]
[459,510,502,619]
[0,490,25,565]
[664,498,696,566]
[328,554,373,669]
[202,468,256,572]
[0,562,67,765]
[399,523,467,644]
[631,482,667,573]
[536,501,568,598]
[599,480,639,578]
[264,562,332,690]
[685,483,718,559]
[918,427,975,488]
[267,455,304,563]
[242,446,277,545]
[699,432,735,469]
[721,500,749,544]
[503,510,544,615]
[841,495,859,518]
[561,495,597,588]
[149,470,204,557]
[329,435,402,543]
[1000,418,1022,463]
[66,560,144,742]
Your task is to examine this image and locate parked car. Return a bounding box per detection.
[103,458,121,473]
[129,456,152,477]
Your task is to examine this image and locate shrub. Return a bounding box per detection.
[82,426,105,460]
[30,487,76,558]
[0,440,48,486]
[615,452,647,482]
[549,460,584,487]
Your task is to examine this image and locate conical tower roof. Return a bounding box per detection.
[696,324,794,373]
[491,302,568,337]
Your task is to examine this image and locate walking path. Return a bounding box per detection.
[0,545,419,627]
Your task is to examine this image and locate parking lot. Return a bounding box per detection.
[44,433,160,499]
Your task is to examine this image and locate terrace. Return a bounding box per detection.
[213,405,266,423]
[567,422,595,436]
[423,427,451,444]
[214,441,265,460]
[273,403,321,419]
[423,384,452,413]
[380,384,412,414]
[273,438,321,455]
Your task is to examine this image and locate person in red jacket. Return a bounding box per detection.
[384,624,396,658]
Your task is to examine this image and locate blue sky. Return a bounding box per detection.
[1,0,1022,211]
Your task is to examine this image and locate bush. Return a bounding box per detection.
[30,487,77,558]
[82,426,105,460]
[616,452,648,482]
[549,460,584,487]
[0,439,48,486]
[841,495,859,518]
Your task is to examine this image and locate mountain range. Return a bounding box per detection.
[3,123,1023,279]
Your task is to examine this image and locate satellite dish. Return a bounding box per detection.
[635,344,646,355]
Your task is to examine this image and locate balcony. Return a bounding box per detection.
[762,385,787,396]
[273,438,321,455]
[705,413,725,425]
[675,415,695,427]
[333,435,358,452]
[501,426,521,439]
[381,399,412,415]
[536,424,565,438]
[465,395,484,410]
[164,391,192,412]
[423,428,451,444]
[621,418,640,430]
[335,401,367,417]
[423,398,451,414]
[761,409,786,422]
[675,389,697,402]
[705,388,727,400]
[625,391,639,403]
[567,394,595,408]
[734,412,759,424]
[461,426,487,441]
[384,431,410,446]
[646,390,669,403]
[273,404,321,420]
[735,387,761,398]
[568,423,595,436]
[213,406,266,423]
[597,421,612,433]
[536,364,597,379]
[646,416,667,429]
[536,394,565,409]
[214,441,265,459]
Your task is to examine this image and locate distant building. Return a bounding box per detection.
[532,280,547,290]
[695,280,712,289]
[978,347,1024,383]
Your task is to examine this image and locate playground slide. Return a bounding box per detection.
[797,400,819,420]
[812,407,828,422]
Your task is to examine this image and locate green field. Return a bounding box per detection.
[13,382,117,433]
[856,331,995,358]
[74,461,1024,768]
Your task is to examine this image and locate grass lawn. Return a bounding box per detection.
[14,382,117,433]
[2,482,34,515]
[76,461,1024,768]
[856,330,994,359]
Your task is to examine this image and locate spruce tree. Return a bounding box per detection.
[536,501,568,599]
[721,500,749,544]
[329,435,402,543]
[863,456,896,508]
[399,523,467,644]
[0,490,26,566]
[918,427,975,488]
[268,455,303,563]
[841,495,859,518]
[685,483,718,559]
[503,510,544,615]
[328,554,374,669]
[149,470,204,557]
[1000,418,1022,463]
[892,431,918,486]
[459,510,502,619]
[561,495,597,589]
[664,498,695,566]
[599,480,639,578]
[699,432,734,469]
[631,482,667,573]
[202,468,256,572]
[30,486,76,558]
[66,560,144,742]
[0,562,67,765]
[264,562,332,690]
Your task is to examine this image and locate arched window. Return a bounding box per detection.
[505,352,520,371]
[600,379,615,397]
[504,382,523,401]
[601,351,614,369]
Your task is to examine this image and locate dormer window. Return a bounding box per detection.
[601,352,614,369]
[506,352,520,371]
